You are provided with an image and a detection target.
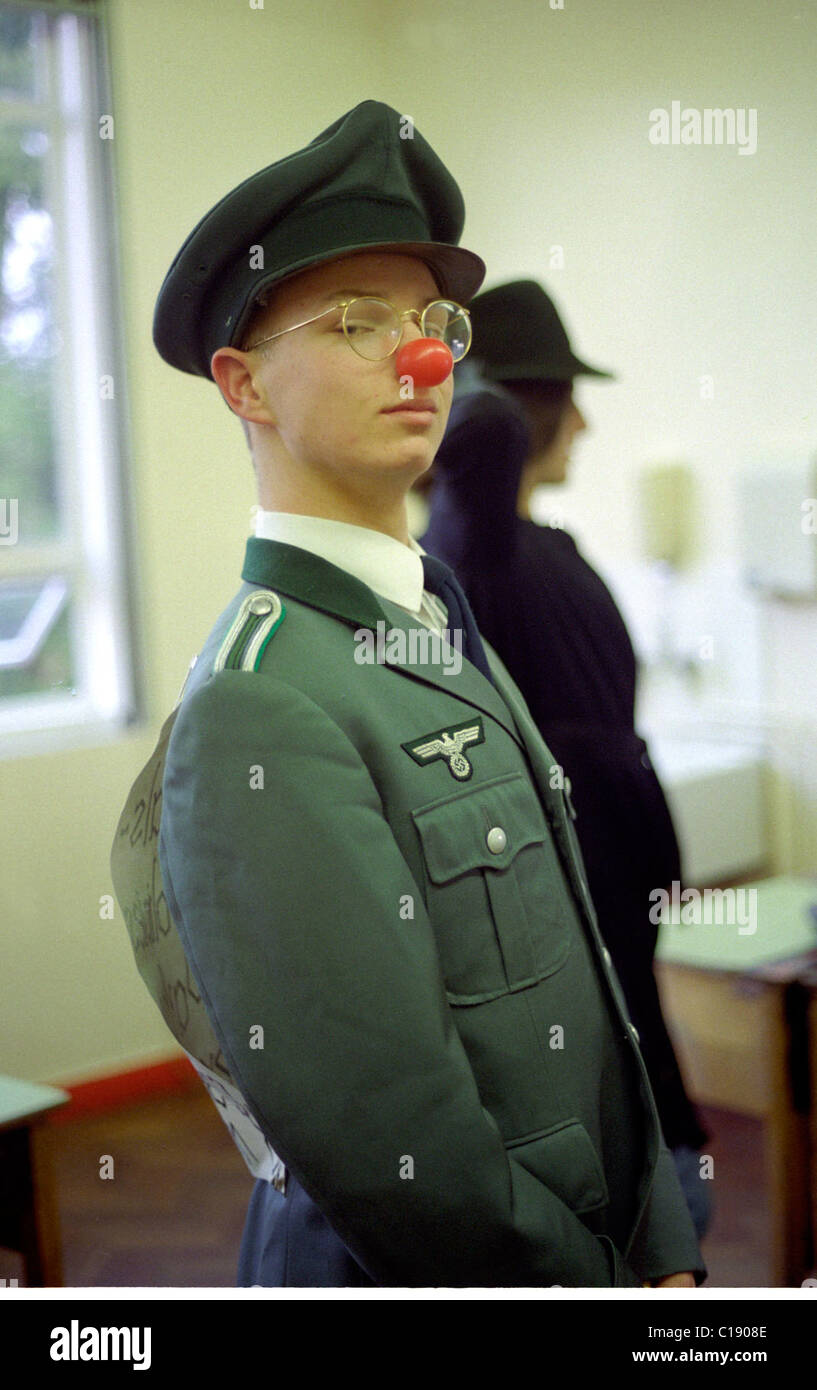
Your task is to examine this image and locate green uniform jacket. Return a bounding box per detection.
[135,536,705,1287]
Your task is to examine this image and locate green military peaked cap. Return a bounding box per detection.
[469,280,614,383]
[153,100,486,378]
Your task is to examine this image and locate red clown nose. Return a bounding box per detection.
[394,338,454,389]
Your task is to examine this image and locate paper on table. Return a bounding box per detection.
[655,875,817,971]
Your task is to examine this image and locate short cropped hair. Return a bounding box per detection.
[238,287,275,352]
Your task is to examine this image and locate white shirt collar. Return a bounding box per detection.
[253,510,437,620]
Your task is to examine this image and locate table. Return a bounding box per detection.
[655,874,817,1286]
[0,1074,70,1286]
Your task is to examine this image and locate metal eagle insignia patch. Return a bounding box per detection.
[402,718,485,781]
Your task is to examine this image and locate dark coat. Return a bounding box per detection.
[422,384,706,1151]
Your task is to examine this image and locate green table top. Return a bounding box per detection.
[655,874,817,972]
[0,1074,70,1129]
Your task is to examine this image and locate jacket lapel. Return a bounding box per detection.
[243,536,386,630]
[242,537,525,745]
[243,536,601,924]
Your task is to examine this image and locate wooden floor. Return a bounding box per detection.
[0,1086,800,1287]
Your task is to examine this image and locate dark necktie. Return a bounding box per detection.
[421,551,494,685]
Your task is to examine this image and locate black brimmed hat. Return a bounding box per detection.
[153,100,486,378]
[469,280,614,383]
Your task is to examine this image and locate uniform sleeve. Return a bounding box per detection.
[159,669,646,1287]
[626,1144,706,1286]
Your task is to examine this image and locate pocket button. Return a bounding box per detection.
[485,825,507,854]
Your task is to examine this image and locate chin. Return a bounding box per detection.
[393,442,438,476]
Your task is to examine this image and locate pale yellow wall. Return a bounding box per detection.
[3,0,815,1083]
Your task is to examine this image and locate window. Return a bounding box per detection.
[0,0,136,756]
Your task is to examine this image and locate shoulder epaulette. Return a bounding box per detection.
[214,588,286,673]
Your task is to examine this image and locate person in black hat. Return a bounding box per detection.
[422,280,711,1237]
[111,106,703,1288]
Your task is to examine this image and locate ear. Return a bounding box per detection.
[210,346,277,427]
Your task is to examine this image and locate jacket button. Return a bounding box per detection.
[485,826,507,854]
[602,946,612,969]
[247,592,275,616]
[629,1022,641,1044]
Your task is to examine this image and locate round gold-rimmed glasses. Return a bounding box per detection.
[244,296,472,363]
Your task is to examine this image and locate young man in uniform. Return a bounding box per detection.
[111,101,704,1289]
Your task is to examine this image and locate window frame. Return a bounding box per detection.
[0,0,142,759]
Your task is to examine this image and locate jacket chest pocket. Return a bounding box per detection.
[412,773,574,1005]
